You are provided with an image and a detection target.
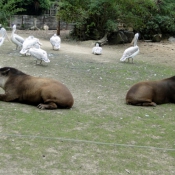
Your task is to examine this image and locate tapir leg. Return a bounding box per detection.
[37,102,57,109]
[0,93,18,102]
[38,85,73,109]
[126,85,157,106]
[126,99,157,106]
[142,102,156,106]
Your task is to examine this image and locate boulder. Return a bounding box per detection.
[152,34,162,42]
[123,31,134,42]
[168,36,175,42]
[108,31,134,44]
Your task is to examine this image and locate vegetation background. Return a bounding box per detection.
[1,0,175,40]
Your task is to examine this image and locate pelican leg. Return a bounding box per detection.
[132,57,133,64]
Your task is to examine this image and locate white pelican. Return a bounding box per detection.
[20,36,42,55]
[120,33,139,63]
[28,48,50,64]
[92,43,102,55]
[11,24,25,50]
[50,34,61,50]
[0,25,10,46]
[0,36,5,46]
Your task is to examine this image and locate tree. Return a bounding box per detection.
[58,0,175,40]
[16,0,51,15]
[58,0,120,40]
[0,0,24,26]
[140,0,175,39]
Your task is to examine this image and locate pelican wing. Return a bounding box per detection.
[20,38,42,54]
[29,48,50,63]
[50,37,61,50]
[120,46,139,61]
[0,37,5,46]
[14,34,24,43]
[92,46,102,55]
[50,36,61,46]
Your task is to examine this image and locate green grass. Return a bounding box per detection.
[0,39,175,174]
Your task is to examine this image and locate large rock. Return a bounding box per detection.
[168,36,175,42]
[123,31,134,42]
[152,34,162,42]
[108,31,134,44]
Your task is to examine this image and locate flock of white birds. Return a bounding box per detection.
[0,24,61,64]
[92,32,139,63]
[0,24,139,64]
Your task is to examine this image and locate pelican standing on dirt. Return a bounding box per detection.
[28,47,50,64]
[0,25,10,46]
[92,43,102,55]
[11,24,25,50]
[120,33,139,63]
[50,34,61,50]
[20,36,42,55]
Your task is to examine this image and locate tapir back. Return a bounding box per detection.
[0,67,73,109]
[126,76,175,106]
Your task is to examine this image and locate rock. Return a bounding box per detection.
[108,31,134,44]
[123,31,134,42]
[168,36,175,42]
[152,34,162,42]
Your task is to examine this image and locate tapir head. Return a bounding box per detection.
[0,67,26,88]
[0,67,11,88]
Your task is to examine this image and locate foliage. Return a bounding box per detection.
[58,0,119,40]
[58,0,175,40]
[0,0,51,26]
[140,0,175,39]
[0,0,24,27]
[16,0,51,15]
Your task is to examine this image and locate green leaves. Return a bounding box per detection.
[0,0,24,26]
[58,0,175,40]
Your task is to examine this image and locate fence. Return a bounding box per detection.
[10,15,73,30]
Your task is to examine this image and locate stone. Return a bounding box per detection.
[152,34,162,42]
[108,31,134,44]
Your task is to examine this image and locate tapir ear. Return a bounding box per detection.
[2,68,10,76]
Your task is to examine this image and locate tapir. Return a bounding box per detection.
[0,67,74,109]
[126,76,175,106]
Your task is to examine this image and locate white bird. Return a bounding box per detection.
[92,43,102,55]
[43,24,49,31]
[50,34,61,50]
[28,47,50,64]
[20,36,42,55]
[0,37,5,46]
[120,33,139,63]
[11,24,25,50]
[0,25,10,46]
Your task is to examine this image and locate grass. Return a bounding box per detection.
[0,36,175,174]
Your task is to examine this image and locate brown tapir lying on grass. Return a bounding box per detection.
[0,67,74,109]
[126,76,175,106]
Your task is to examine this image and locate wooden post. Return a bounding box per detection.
[57,19,60,36]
